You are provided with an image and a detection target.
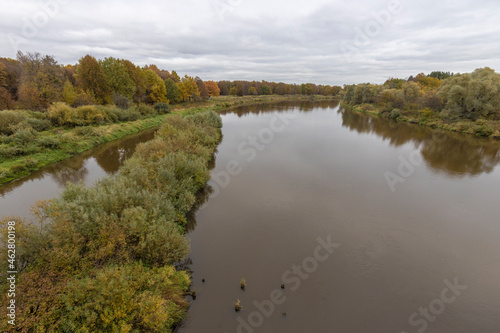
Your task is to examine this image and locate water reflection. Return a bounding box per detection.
[220,99,339,117]
[339,107,500,177]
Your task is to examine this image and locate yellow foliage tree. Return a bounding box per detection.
[143,69,169,104]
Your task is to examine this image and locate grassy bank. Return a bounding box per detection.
[0,114,170,184]
[341,102,500,139]
[0,110,222,332]
[0,95,335,184]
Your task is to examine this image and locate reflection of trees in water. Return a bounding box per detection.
[221,99,339,117]
[339,108,500,177]
[94,130,156,173]
[185,134,223,232]
[50,164,89,187]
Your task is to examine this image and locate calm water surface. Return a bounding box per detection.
[181,101,500,333]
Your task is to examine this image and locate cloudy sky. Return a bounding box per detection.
[1,0,499,85]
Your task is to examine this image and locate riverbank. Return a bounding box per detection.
[0,95,336,184]
[341,102,500,140]
[0,110,222,331]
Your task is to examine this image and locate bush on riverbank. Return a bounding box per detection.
[0,110,222,331]
[342,68,500,138]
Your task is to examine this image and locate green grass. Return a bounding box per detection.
[0,114,169,184]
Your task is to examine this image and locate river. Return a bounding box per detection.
[1,101,499,332]
[181,101,500,333]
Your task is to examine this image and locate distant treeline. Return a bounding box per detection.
[0,51,341,111]
[342,68,500,121]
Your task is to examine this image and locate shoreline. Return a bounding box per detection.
[340,102,500,140]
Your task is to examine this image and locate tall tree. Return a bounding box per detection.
[205,81,220,97]
[17,51,65,109]
[164,78,180,103]
[143,69,168,104]
[195,77,209,100]
[437,67,500,120]
[120,59,146,104]
[76,55,112,104]
[178,75,200,102]
[100,57,136,99]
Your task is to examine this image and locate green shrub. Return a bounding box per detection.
[11,127,38,145]
[26,117,52,132]
[0,134,10,144]
[115,108,142,122]
[53,263,189,332]
[474,125,494,137]
[75,105,110,125]
[0,145,24,158]
[418,107,434,119]
[390,109,401,119]
[48,102,78,126]
[0,111,26,135]
[98,105,120,123]
[154,102,171,114]
[37,136,61,148]
[113,93,132,110]
[10,158,38,173]
[74,126,98,137]
[136,103,157,116]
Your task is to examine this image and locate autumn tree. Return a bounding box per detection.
[217,81,230,96]
[164,78,180,104]
[205,80,220,97]
[143,69,168,104]
[120,59,146,104]
[437,67,500,120]
[144,64,170,81]
[178,75,200,102]
[428,71,453,80]
[301,83,314,95]
[170,70,181,83]
[195,77,209,100]
[0,62,7,88]
[17,51,65,109]
[76,55,112,104]
[100,57,135,100]
[62,79,77,105]
[0,58,21,99]
[0,88,14,109]
[261,84,271,95]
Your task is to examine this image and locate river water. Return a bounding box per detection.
[1,101,499,332]
[181,101,500,333]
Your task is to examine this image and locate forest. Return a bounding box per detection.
[341,68,500,137]
[0,51,341,112]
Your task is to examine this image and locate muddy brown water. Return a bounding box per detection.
[1,102,500,332]
[181,101,500,333]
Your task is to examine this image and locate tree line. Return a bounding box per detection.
[342,68,500,121]
[0,52,341,111]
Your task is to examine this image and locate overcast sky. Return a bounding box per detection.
[1,0,499,85]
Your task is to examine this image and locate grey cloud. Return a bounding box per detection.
[0,0,499,85]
